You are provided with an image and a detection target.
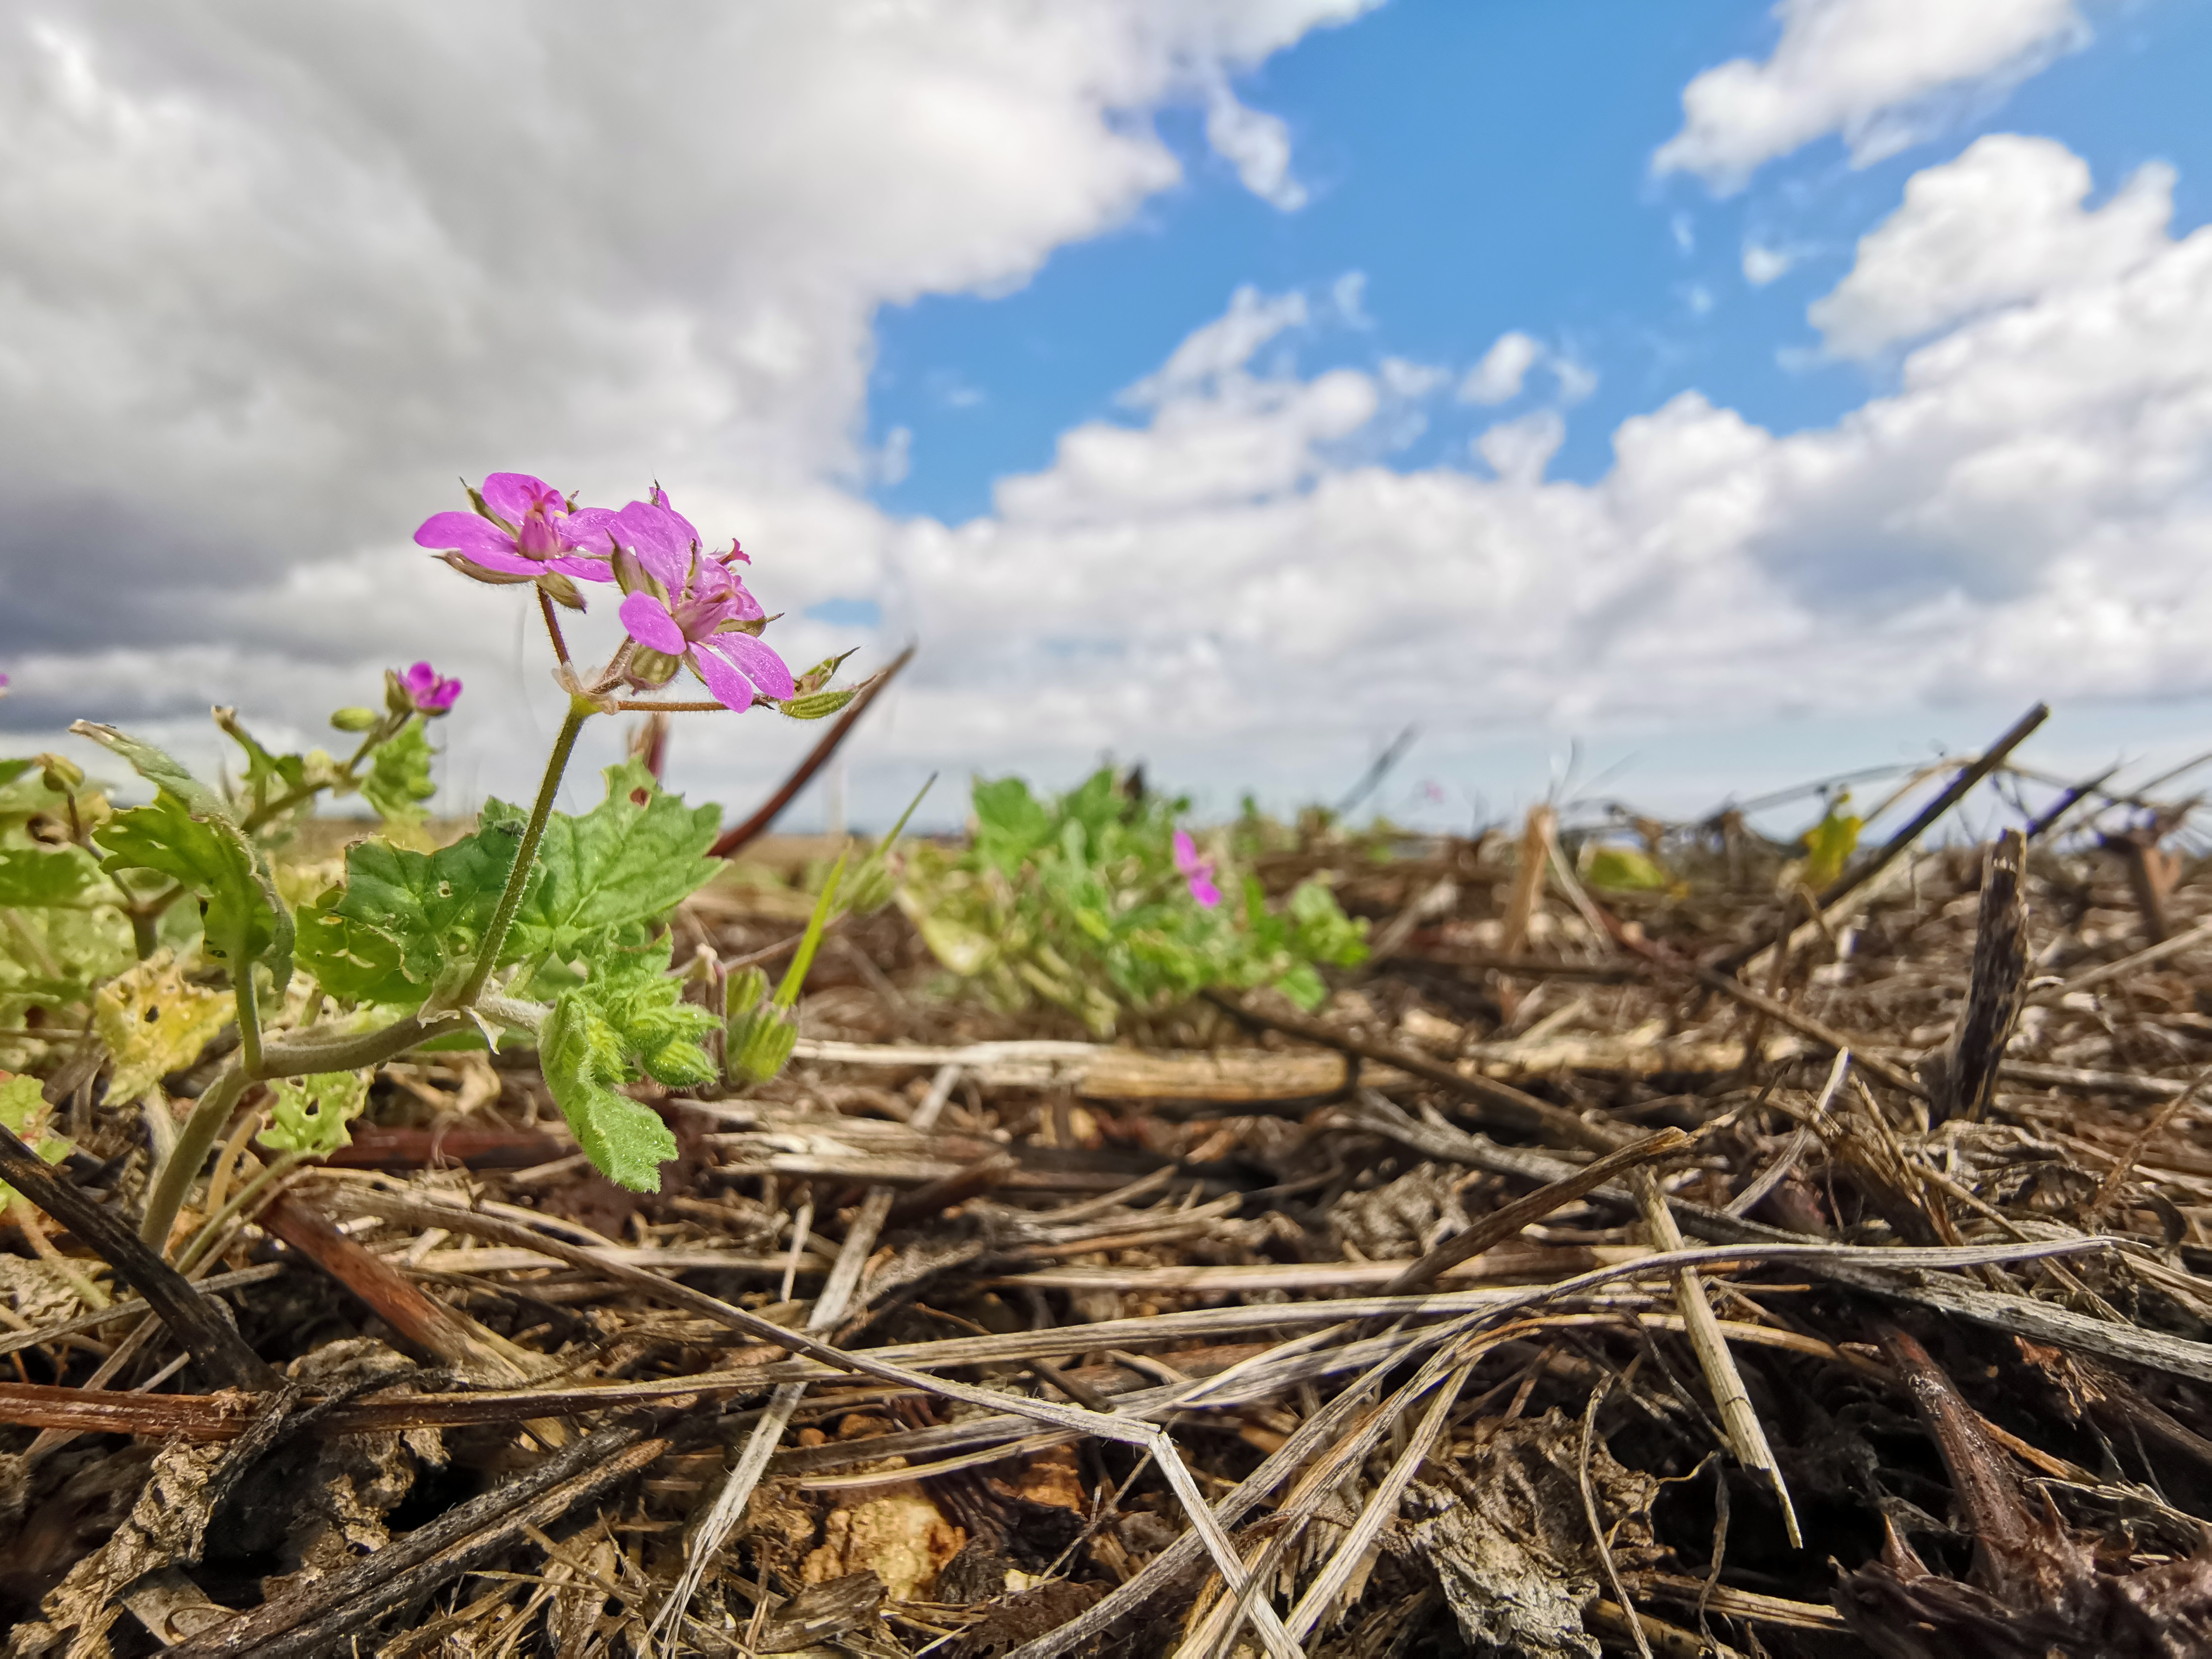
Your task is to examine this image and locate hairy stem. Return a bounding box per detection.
[140,1062,250,1251]
[257,1011,468,1078]
[458,699,591,1007]
[537,587,574,668]
[235,964,263,1079]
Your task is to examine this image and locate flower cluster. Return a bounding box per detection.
[415,474,792,714]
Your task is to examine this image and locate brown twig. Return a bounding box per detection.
[708,642,916,858]
[1713,702,2049,974]
[0,1118,277,1390]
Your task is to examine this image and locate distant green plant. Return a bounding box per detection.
[896,770,1367,1035]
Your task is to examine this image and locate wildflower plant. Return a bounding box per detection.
[1,472,868,1262]
[896,770,1368,1035]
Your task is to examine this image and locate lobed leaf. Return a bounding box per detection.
[536,935,711,1191]
[361,717,438,829]
[500,760,721,967]
[258,1069,369,1158]
[0,845,107,908]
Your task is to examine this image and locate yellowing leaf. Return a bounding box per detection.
[1586,846,1668,893]
[94,950,232,1105]
[1799,795,1864,891]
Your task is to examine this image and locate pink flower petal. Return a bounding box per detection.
[1173,830,1201,876]
[480,473,557,523]
[708,630,795,701]
[690,645,760,712]
[414,512,512,557]
[1188,874,1223,909]
[619,591,686,655]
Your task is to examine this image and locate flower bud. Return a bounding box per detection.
[726,1002,798,1086]
[724,966,769,1020]
[33,753,84,794]
[330,706,378,732]
[779,688,858,721]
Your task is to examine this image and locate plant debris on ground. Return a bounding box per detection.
[9,701,2212,1657]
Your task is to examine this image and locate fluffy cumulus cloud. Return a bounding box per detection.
[8,3,2211,820]
[1810,133,2177,354]
[883,136,2212,780]
[0,0,1369,760]
[1655,0,2088,191]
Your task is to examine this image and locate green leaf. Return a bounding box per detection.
[343,815,528,983]
[69,723,214,809]
[258,1070,369,1158]
[971,776,1051,874]
[773,851,846,1009]
[502,761,721,966]
[76,723,292,993]
[0,1073,70,1210]
[361,717,437,828]
[0,846,106,907]
[96,794,275,971]
[537,934,711,1191]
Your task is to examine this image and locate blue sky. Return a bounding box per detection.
[868,0,2212,519]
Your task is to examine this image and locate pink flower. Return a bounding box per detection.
[397,661,462,714]
[414,473,612,585]
[593,491,794,713]
[1173,830,1222,909]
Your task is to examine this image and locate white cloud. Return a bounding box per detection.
[876,141,2212,781]
[1459,331,1542,404]
[1474,410,1566,484]
[1655,0,2088,192]
[1127,284,1309,403]
[1742,242,1798,285]
[1810,133,2175,355]
[0,0,1373,800]
[1204,76,1308,210]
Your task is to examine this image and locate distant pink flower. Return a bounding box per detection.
[414,473,612,584]
[598,491,794,713]
[397,661,462,714]
[1173,830,1222,909]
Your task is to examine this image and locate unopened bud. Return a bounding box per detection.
[330,706,378,732]
[779,689,858,721]
[725,966,770,1020]
[726,1003,798,1086]
[33,753,84,795]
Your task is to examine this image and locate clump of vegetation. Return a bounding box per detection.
[895,769,1368,1035]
